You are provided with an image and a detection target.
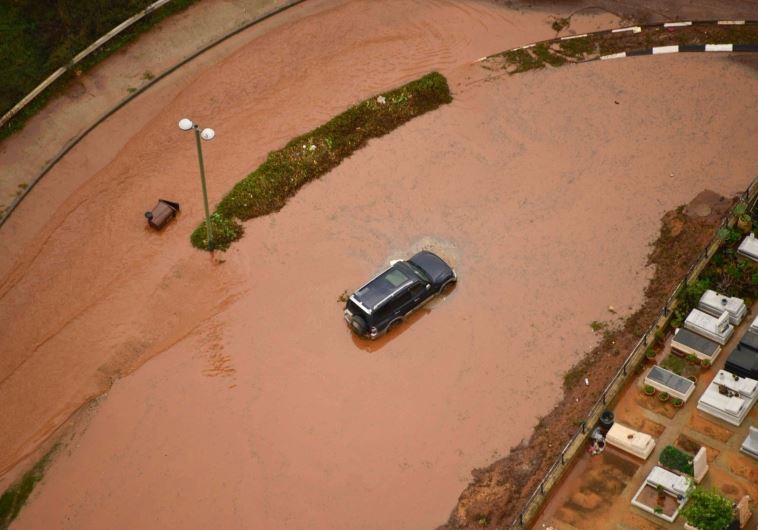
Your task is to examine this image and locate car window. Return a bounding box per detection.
[410,284,426,298]
[391,290,414,309]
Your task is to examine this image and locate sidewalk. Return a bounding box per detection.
[0,0,293,218]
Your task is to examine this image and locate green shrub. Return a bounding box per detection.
[0,445,57,528]
[191,72,453,251]
[680,487,734,530]
[659,445,693,475]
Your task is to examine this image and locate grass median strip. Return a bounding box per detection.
[191,71,453,251]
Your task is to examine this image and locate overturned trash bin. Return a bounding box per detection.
[145,199,180,229]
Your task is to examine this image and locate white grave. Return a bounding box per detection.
[738,232,758,261]
[692,446,708,484]
[684,309,734,345]
[741,426,758,459]
[750,314,758,335]
[698,289,747,325]
[697,383,751,426]
[736,495,752,527]
[713,369,758,400]
[631,465,691,523]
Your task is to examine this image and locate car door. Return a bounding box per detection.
[387,288,416,322]
[402,283,430,316]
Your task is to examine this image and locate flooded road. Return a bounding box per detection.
[2,0,758,529]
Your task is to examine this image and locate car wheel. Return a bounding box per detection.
[388,319,402,332]
[351,315,367,335]
[438,279,456,295]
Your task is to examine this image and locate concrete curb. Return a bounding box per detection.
[485,19,757,62]
[0,0,307,229]
[600,43,758,60]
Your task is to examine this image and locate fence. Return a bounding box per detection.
[510,174,758,529]
[0,0,173,129]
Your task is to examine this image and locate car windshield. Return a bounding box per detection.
[407,261,431,283]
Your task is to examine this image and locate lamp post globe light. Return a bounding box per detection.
[179,118,215,250]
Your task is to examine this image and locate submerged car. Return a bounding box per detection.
[344,251,456,339]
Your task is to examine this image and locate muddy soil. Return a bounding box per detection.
[1,1,758,530]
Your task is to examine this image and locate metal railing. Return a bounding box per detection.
[510,175,758,529]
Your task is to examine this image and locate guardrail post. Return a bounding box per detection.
[540,482,544,495]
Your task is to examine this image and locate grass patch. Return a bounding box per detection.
[502,48,544,73]
[0,445,58,529]
[660,353,686,376]
[558,37,595,59]
[533,43,566,67]
[191,71,453,251]
[659,445,694,475]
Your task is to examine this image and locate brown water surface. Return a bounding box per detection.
[2,1,758,529]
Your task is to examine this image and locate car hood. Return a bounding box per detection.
[408,251,454,285]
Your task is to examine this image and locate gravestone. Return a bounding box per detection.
[736,495,751,528]
[692,446,708,484]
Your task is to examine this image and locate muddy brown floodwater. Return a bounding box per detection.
[1,1,758,529]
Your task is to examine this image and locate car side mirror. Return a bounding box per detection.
[426,284,431,290]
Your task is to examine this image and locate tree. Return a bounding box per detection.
[680,487,734,530]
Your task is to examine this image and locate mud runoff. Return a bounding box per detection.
[1,1,757,530]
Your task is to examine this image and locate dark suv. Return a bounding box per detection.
[344,251,456,339]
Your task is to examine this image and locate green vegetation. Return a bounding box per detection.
[190,72,453,250]
[643,384,655,396]
[551,17,569,33]
[661,353,686,375]
[533,43,566,67]
[680,487,734,530]
[0,445,58,529]
[659,445,693,475]
[0,0,198,140]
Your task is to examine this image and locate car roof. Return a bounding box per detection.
[352,262,419,313]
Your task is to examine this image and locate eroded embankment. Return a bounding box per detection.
[441,190,735,528]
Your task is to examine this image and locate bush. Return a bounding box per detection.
[672,398,684,407]
[191,72,453,250]
[680,487,734,530]
[644,384,655,396]
[659,445,693,475]
[658,391,670,402]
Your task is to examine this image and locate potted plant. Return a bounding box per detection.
[645,348,657,364]
[658,391,670,402]
[700,358,711,369]
[656,484,666,505]
[672,398,684,408]
[644,384,656,396]
[686,353,699,365]
[735,203,752,232]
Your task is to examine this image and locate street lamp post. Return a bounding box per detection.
[179,118,215,250]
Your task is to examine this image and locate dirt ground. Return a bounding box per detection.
[1,1,758,530]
